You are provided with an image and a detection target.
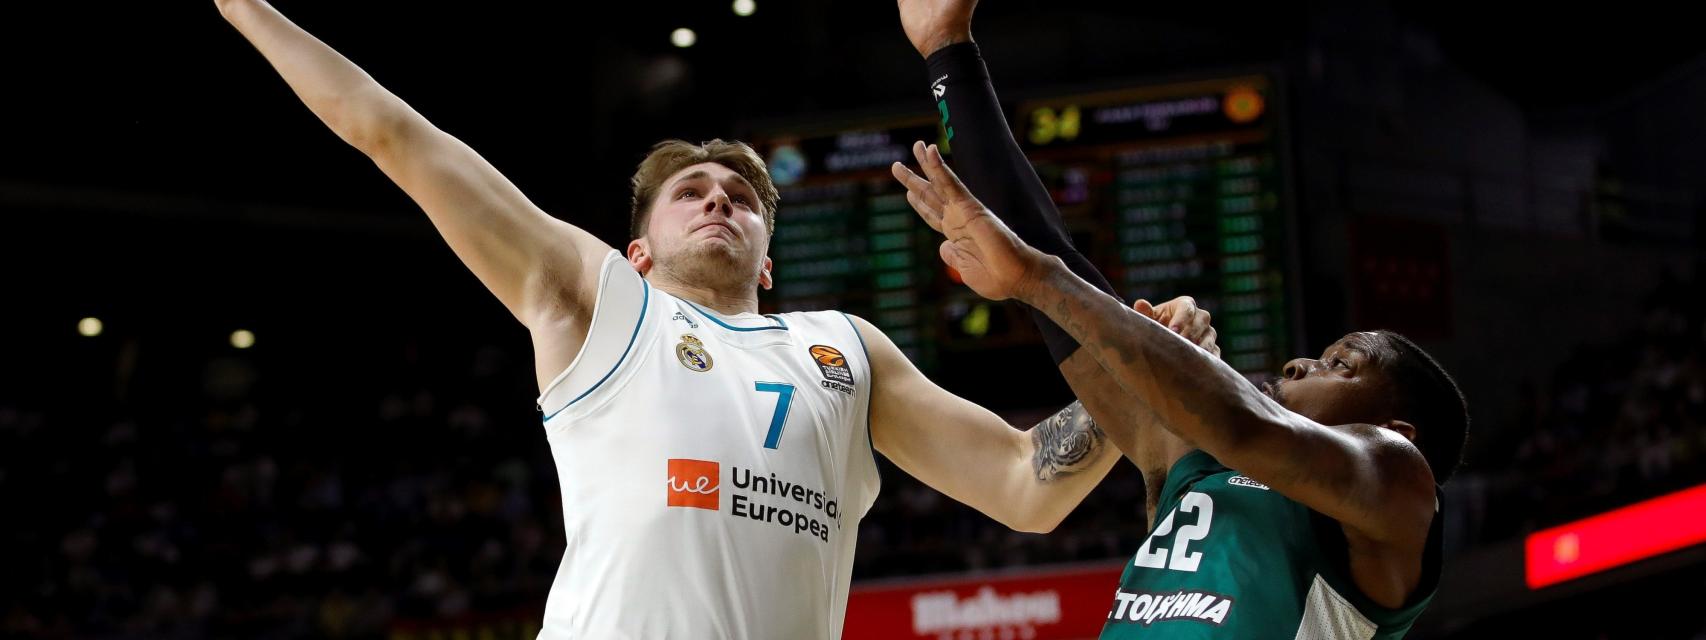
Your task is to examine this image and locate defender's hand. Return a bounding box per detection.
[892,141,1049,302]
[1134,297,1220,358]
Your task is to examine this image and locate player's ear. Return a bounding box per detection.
[1382,419,1417,443]
[627,238,653,275]
[758,255,773,290]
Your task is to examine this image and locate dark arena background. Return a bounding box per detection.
[4,1,1706,638]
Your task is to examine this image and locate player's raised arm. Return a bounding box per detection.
[214,0,611,337]
[897,0,1216,518]
[901,142,1438,550]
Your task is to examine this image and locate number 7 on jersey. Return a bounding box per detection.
[754,382,796,449]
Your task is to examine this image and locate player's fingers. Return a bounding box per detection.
[894,159,951,222]
[916,142,973,201]
[891,160,929,195]
[910,140,932,176]
[939,239,965,273]
[1199,328,1220,358]
[1166,296,1197,334]
[1132,298,1156,319]
[907,190,945,232]
[1186,307,1213,343]
[891,161,937,207]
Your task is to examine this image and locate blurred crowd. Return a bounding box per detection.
[1450,271,1706,546]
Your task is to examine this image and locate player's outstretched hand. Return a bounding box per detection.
[891,141,1049,302]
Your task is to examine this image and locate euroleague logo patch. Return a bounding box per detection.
[810,345,855,396]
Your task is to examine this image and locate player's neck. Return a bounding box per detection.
[649,277,761,316]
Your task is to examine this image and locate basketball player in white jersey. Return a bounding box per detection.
[215,2,1219,637]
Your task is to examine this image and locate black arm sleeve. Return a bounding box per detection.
[925,42,1121,364]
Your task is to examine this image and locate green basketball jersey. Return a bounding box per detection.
[1099,450,1443,639]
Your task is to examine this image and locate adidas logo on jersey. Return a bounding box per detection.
[1106,588,1233,627]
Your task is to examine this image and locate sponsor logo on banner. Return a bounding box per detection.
[842,564,1125,640]
[912,586,1061,635]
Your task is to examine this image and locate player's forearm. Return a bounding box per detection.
[925,45,1172,468]
[219,0,423,154]
[1018,261,1293,462]
[925,44,1046,225]
[925,44,1088,268]
[1053,350,1173,471]
[1001,399,1120,532]
[888,397,1113,534]
[925,44,1128,376]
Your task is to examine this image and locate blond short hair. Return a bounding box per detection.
[629,139,780,239]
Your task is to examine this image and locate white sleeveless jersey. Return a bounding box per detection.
[534,251,882,639]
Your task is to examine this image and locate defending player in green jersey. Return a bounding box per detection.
[892,2,1469,636]
[1100,442,1443,637]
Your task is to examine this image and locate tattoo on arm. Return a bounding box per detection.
[1031,400,1106,482]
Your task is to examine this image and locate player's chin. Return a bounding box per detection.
[701,235,741,251]
[681,240,753,269]
[693,237,746,259]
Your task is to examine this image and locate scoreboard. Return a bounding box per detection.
[749,73,1294,377]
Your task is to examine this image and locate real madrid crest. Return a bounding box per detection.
[675,334,714,372]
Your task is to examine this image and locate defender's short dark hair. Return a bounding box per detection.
[1366,330,1470,484]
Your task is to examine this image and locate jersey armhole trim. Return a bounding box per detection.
[1308,487,1445,626]
[839,312,878,467]
[540,277,651,422]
